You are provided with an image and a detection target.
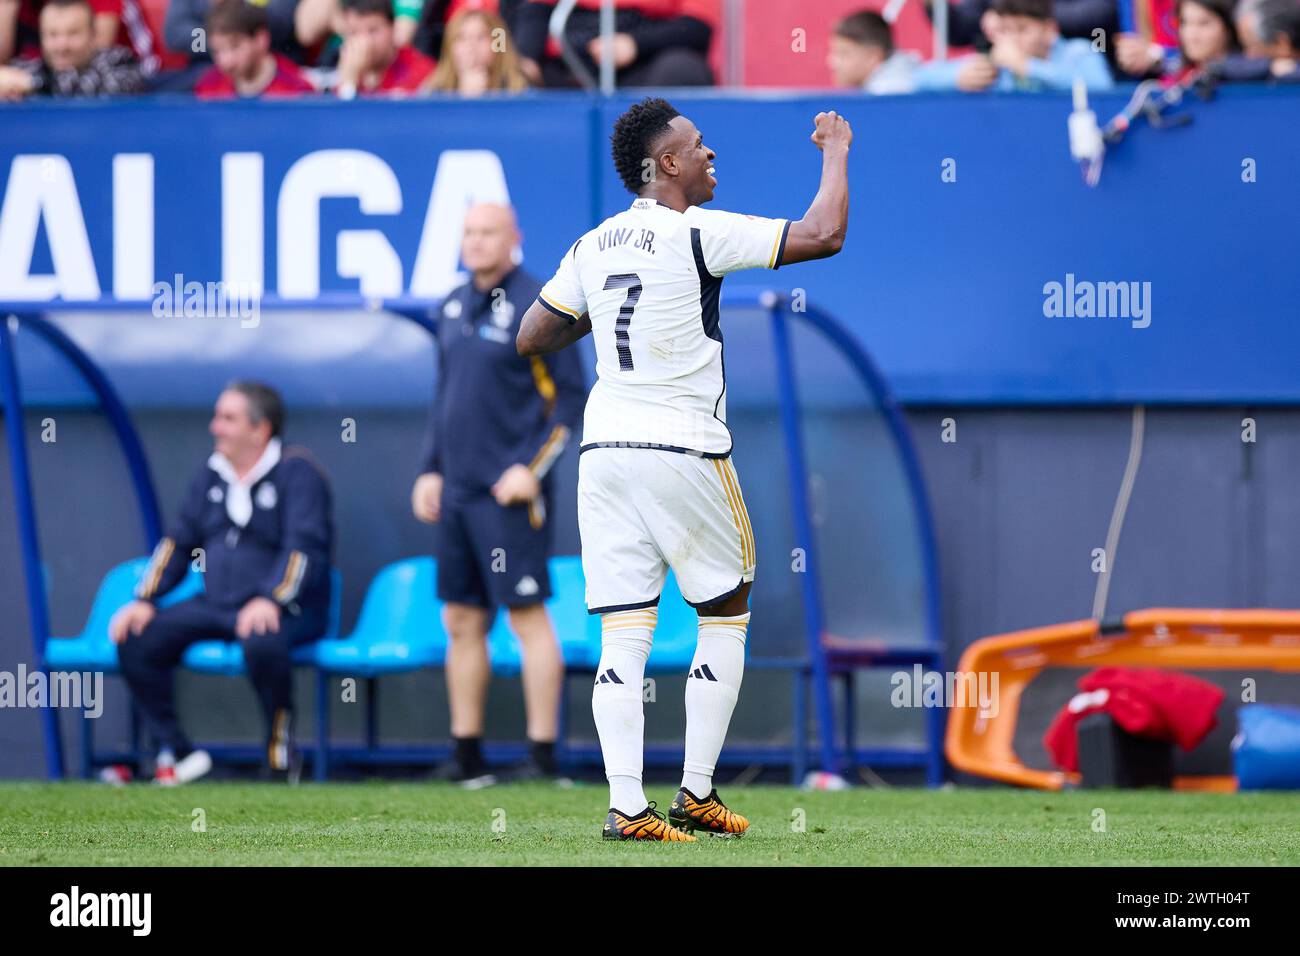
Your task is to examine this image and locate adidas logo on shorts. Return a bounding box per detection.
[515,575,539,596]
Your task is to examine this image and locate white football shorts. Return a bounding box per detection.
[578,447,756,614]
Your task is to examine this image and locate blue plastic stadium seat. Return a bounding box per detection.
[486,555,602,676]
[182,569,342,675]
[180,640,238,674]
[485,560,700,676]
[313,558,446,677]
[45,557,202,674]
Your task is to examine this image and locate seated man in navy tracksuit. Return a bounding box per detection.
[411,202,587,786]
[110,381,333,784]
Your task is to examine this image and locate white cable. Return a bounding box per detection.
[1068,78,1105,187]
[1092,405,1145,621]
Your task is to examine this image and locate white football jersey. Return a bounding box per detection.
[537,197,790,457]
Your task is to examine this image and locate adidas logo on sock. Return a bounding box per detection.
[595,668,624,685]
[688,664,718,681]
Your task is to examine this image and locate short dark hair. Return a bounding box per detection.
[226,381,285,438]
[1256,0,1300,47]
[207,0,270,38]
[41,0,93,20]
[834,10,894,54]
[343,0,394,22]
[610,97,681,195]
[991,0,1054,19]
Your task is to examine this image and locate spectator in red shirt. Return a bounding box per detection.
[334,0,434,96]
[195,1,315,98]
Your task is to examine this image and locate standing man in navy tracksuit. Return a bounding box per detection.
[111,382,333,785]
[411,202,587,787]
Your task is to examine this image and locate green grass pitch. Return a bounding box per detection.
[2,782,1298,866]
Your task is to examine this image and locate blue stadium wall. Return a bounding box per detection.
[2,90,1298,777]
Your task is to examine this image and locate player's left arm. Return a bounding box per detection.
[517,299,592,356]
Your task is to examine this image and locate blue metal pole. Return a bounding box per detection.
[0,315,65,779]
[768,296,839,775]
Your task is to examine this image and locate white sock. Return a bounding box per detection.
[682,612,749,797]
[593,607,656,815]
[608,775,645,815]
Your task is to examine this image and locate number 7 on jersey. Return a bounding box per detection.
[604,273,642,372]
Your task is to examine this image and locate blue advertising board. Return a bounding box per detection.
[2,87,1298,404]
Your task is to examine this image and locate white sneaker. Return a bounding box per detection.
[153,749,177,786]
[172,749,213,784]
[99,764,132,786]
[460,773,497,791]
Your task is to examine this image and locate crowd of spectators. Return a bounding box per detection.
[0,0,1296,101]
[832,0,1300,92]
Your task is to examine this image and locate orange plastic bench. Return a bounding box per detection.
[945,609,1300,791]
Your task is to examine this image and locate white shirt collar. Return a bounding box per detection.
[209,437,282,489]
[630,197,678,213]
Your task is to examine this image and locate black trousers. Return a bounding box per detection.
[117,596,326,767]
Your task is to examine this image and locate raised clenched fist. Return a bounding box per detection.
[811,111,853,152]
